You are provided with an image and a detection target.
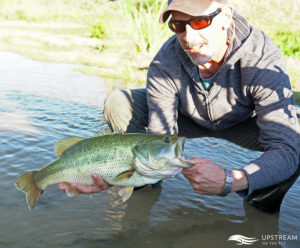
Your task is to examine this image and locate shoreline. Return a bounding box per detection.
[0,18,299,104]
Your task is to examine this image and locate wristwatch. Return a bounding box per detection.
[219,169,234,196]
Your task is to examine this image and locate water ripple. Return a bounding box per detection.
[0,51,298,248]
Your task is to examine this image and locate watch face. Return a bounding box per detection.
[226,170,234,184]
[227,177,234,184]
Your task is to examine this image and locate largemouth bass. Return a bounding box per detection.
[15,133,192,210]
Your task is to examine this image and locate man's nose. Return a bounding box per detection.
[182,24,199,43]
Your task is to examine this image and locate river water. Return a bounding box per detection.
[0,51,299,248]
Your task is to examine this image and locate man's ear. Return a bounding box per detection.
[223,6,233,29]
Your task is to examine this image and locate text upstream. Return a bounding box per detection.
[262,235,297,241]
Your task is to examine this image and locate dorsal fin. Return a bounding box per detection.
[91,129,112,138]
[54,137,86,157]
[113,127,122,134]
[90,128,122,138]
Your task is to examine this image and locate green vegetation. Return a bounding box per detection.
[91,19,107,40]
[121,0,170,54]
[269,31,300,59]
[231,0,300,60]
[0,0,299,98]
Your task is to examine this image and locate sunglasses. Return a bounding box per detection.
[168,8,222,33]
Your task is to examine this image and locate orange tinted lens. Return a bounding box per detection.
[190,17,210,29]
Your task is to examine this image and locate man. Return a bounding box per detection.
[60,0,300,212]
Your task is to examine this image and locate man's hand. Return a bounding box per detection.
[58,173,111,194]
[182,157,249,195]
[182,157,226,195]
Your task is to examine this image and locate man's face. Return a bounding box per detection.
[172,4,231,66]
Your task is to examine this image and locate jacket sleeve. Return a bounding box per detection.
[146,60,179,135]
[241,60,300,195]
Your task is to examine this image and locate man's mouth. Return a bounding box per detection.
[185,44,204,54]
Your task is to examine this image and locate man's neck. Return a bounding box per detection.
[198,59,223,79]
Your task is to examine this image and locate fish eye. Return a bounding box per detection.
[164,136,171,143]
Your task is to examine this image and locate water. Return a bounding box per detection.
[0,51,299,248]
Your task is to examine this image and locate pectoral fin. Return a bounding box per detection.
[118,186,134,202]
[115,169,134,182]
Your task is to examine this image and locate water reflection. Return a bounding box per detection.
[0,51,299,247]
[279,178,300,248]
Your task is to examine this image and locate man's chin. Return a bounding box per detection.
[187,54,211,66]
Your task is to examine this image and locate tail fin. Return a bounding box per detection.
[15,172,43,211]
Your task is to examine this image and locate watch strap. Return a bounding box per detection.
[219,169,233,196]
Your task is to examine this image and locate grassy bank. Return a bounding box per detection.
[0,0,299,101]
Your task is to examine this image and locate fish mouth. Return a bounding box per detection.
[176,136,185,157]
[175,137,194,168]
